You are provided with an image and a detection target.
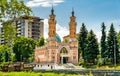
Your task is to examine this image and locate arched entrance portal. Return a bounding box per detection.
[60,47,69,64]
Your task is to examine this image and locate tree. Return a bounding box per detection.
[107,23,119,64]
[2,22,17,46]
[4,51,9,62]
[13,36,36,62]
[85,30,99,64]
[11,53,16,62]
[118,31,120,52]
[78,23,88,62]
[0,45,4,62]
[0,0,31,22]
[38,36,45,46]
[100,22,107,64]
[118,31,120,63]
[0,45,11,62]
[0,0,32,46]
[64,39,68,43]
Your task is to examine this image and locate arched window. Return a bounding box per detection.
[60,47,68,54]
[53,31,54,34]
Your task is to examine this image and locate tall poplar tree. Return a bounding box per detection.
[100,22,107,63]
[107,23,119,64]
[85,30,99,64]
[78,23,88,61]
[118,31,120,52]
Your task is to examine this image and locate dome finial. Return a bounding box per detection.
[72,7,74,17]
[51,4,54,15]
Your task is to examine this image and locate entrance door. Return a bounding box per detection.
[60,47,68,64]
[63,57,67,64]
[60,57,68,64]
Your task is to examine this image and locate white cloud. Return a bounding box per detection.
[26,0,64,7]
[44,19,69,40]
[44,19,49,39]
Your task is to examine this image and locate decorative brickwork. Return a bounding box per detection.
[35,8,78,65]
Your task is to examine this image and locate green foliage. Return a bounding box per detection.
[100,22,107,59]
[0,0,32,22]
[13,36,36,62]
[97,55,101,59]
[89,71,93,76]
[28,56,34,63]
[97,61,104,67]
[0,0,32,46]
[78,60,84,66]
[64,39,68,43]
[107,23,119,64]
[2,22,17,46]
[78,23,88,61]
[118,31,120,51]
[85,30,99,64]
[38,36,45,46]
[0,45,11,63]
[0,72,85,76]
[4,50,9,62]
[11,53,16,62]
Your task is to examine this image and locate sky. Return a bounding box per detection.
[25,0,120,41]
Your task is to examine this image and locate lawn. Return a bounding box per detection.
[0,72,92,76]
[78,64,120,70]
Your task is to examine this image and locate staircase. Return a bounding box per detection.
[63,63,76,68]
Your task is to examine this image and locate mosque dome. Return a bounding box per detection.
[56,33,61,42]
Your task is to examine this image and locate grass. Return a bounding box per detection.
[96,65,120,70]
[0,71,91,76]
[79,64,120,70]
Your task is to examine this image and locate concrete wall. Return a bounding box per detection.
[34,69,120,76]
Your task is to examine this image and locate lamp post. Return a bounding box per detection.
[118,25,120,57]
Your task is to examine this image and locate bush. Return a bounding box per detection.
[97,61,104,67]
[78,61,84,66]
[105,58,112,65]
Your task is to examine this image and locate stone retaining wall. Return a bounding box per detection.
[34,69,120,76]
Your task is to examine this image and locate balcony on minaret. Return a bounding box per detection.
[69,9,77,39]
[48,6,57,38]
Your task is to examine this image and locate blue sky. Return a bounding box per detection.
[25,0,120,41]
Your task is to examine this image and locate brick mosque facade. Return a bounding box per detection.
[34,7,78,64]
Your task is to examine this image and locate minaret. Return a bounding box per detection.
[69,9,78,64]
[69,8,77,39]
[48,6,56,38]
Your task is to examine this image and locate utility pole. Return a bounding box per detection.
[114,36,116,69]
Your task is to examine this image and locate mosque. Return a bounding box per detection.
[34,7,78,65]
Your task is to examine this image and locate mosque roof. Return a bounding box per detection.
[56,33,61,43]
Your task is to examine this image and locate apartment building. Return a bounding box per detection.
[0,16,44,44]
